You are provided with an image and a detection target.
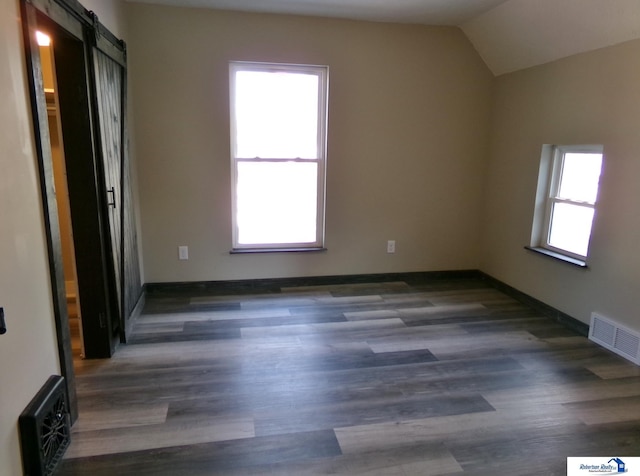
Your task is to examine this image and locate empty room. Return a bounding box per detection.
[2,0,640,474]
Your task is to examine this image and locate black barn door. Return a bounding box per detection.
[52,25,121,358]
[91,22,142,340]
[93,48,124,340]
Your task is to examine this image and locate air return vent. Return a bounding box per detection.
[19,375,70,476]
[589,313,640,365]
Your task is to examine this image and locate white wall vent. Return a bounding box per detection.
[589,312,640,365]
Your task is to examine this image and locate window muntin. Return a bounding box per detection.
[230,62,328,250]
[537,145,603,260]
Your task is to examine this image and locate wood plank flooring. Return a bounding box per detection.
[59,277,640,475]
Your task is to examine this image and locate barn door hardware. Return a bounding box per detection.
[107,187,116,208]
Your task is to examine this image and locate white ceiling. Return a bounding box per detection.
[126,0,511,25]
[126,0,640,75]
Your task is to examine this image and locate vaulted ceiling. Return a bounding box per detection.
[126,0,640,75]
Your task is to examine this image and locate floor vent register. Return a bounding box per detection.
[19,375,71,476]
[590,312,640,366]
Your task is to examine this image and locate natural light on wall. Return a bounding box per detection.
[230,63,328,250]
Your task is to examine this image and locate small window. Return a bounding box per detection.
[530,145,603,263]
[229,62,328,251]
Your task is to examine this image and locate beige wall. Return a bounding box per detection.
[481,39,640,331]
[0,1,128,474]
[0,1,60,473]
[82,0,128,39]
[126,4,494,283]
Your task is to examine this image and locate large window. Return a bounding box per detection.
[229,62,328,251]
[530,145,604,264]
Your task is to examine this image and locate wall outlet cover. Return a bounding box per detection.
[387,240,396,253]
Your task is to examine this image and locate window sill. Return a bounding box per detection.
[230,247,327,254]
[524,246,588,268]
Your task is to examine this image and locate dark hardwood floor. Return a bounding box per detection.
[59,277,640,475]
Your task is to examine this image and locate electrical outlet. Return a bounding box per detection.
[387,240,396,253]
[178,245,189,260]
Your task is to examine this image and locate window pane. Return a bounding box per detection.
[558,152,602,203]
[548,202,595,257]
[237,161,318,245]
[235,71,319,159]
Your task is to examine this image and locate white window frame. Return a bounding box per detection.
[530,144,603,263]
[229,61,328,251]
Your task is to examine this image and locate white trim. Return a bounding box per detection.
[229,61,328,250]
[531,144,603,262]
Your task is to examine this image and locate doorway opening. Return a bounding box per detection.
[39,36,85,360]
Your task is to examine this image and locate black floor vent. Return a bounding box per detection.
[19,375,71,476]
